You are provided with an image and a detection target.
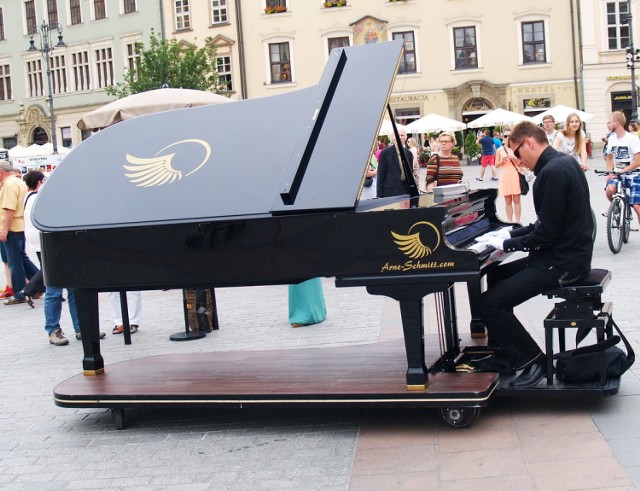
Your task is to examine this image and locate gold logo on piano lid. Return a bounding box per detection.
[123,139,211,187]
[391,221,441,259]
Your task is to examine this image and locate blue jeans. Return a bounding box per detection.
[3,232,38,298]
[44,286,80,335]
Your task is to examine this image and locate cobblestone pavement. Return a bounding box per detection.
[1,152,639,490]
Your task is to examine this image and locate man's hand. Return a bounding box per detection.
[477,236,505,251]
[0,231,7,243]
[477,227,512,243]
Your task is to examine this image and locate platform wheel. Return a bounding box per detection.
[439,407,480,428]
[112,408,125,430]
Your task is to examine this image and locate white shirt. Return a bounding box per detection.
[545,130,557,146]
[607,131,640,170]
[23,191,40,267]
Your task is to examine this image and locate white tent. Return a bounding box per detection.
[405,113,466,133]
[9,143,70,173]
[378,119,407,136]
[466,108,534,129]
[531,105,595,124]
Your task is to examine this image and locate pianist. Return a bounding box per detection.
[473,121,594,388]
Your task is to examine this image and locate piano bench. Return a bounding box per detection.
[542,268,613,385]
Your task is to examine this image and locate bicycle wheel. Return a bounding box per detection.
[623,199,631,244]
[607,198,624,253]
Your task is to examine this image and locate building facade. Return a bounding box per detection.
[0,0,163,150]
[1,1,596,153]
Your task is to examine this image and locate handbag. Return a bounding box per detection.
[364,177,373,187]
[510,159,529,195]
[554,316,635,383]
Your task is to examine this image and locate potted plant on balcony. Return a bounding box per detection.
[264,5,287,14]
[324,0,347,7]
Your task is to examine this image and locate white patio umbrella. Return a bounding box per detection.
[531,105,595,124]
[466,108,535,129]
[405,113,466,133]
[378,119,407,136]
[77,88,233,131]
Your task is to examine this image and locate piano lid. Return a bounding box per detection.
[33,40,404,232]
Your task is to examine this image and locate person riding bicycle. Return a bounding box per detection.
[604,111,640,225]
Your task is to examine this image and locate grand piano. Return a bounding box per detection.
[35,40,510,427]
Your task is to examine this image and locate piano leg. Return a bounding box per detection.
[74,289,104,375]
[368,283,450,391]
[440,286,461,371]
[467,279,487,338]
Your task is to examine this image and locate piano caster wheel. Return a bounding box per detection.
[112,408,125,430]
[439,407,480,428]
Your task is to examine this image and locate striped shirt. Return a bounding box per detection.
[425,154,463,187]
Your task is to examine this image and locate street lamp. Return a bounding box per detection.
[27,21,65,154]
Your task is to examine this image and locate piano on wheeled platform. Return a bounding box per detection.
[34,40,512,422]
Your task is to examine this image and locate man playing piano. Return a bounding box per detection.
[473,121,594,388]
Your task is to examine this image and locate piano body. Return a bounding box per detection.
[36,41,509,423]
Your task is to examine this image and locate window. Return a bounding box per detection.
[61,127,72,148]
[216,55,232,91]
[47,0,58,25]
[123,0,137,14]
[94,0,106,20]
[453,26,478,70]
[71,51,90,91]
[95,47,114,88]
[395,108,420,126]
[522,21,546,63]
[125,42,139,72]
[26,59,44,98]
[265,0,287,12]
[0,8,5,41]
[328,36,350,53]
[211,0,228,24]
[392,31,416,74]
[175,0,191,30]
[0,64,11,101]
[3,137,17,149]
[607,1,631,50]
[81,129,92,140]
[49,54,67,94]
[69,0,82,25]
[25,1,37,34]
[269,42,291,83]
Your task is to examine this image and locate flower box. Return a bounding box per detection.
[324,1,347,7]
[264,6,287,14]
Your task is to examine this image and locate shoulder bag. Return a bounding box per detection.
[510,159,529,196]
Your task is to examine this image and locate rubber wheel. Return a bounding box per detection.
[623,204,631,244]
[439,407,480,428]
[607,199,623,254]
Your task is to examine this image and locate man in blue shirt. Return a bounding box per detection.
[476,129,498,181]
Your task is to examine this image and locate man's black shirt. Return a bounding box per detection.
[504,146,593,277]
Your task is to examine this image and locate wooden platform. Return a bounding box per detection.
[54,340,499,409]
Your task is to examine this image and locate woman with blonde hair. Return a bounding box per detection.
[424,131,463,192]
[552,112,588,171]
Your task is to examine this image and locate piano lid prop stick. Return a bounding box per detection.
[279,49,347,205]
[386,104,420,199]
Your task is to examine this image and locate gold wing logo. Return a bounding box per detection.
[391,221,441,259]
[123,139,211,187]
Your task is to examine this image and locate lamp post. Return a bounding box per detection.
[27,21,65,154]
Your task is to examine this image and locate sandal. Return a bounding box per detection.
[130,324,138,334]
[25,295,34,308]
[112,325,123,335]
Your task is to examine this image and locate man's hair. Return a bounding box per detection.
[510,121,548,145]
[542,115,555,123]
[483,129,490,136]
[609,111,626,127]
[0,160,12,173]
[24,170,45,190]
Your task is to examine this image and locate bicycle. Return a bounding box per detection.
[595,169,640,253]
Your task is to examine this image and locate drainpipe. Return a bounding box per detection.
[158,0,166,39]
[234,0,248,100]
[576,0,586,110]
[570,0,581,108]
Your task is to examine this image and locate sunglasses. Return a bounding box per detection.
[513,140,525,159]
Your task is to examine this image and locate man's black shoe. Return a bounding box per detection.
[471,356,515,375]
[509,355,545,388]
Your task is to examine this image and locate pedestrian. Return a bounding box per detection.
[494,129,523,223]
[424,131,463,192]
[20,170,47,305]
[44,287,107,346]
[542,114,557,145]
[376,127,412,198]
[109,291,142,334]
[289,278,326,328]
[472,121,594,388]
[552,112,588,171]
[0,161,38,305]
[476,129,498,181]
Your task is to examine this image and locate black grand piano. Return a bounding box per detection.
[36,40,512,427]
